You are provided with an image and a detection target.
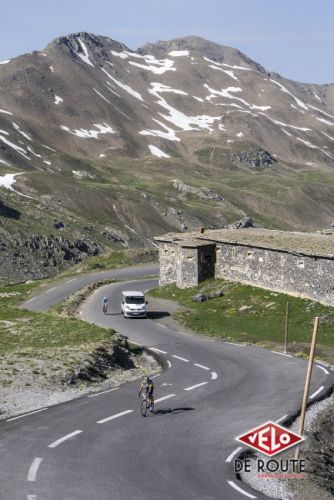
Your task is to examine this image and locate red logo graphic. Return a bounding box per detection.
[236,421,304,457]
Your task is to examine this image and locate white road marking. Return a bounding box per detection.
[184,382,208,391]
[177,330,191,336]
[226,447,243,463]
[227,480,257,498]
[271,351,292,358]
[225,342,246,347]
[79,311,83,315]
[7,408,47,421]
[151,374,160,379]
[48,430,83,448]
[167,360,172,368]
[97,410,133,424]
[25,297,36,304]
[88,388,118,398]
[309,386,324,400]
[194,363,210,371]
[156,322,167,329]
[316,364,330,375]
[209,339,215,342]
[154,394,175,403]
[27,457,43,481]
[276,414,288,424]
[45,287,56,293]
[27,495,37,500]
[172,355,189,362]
[149,347,167,354]
[130,341,141,346]
[211,371,218,380]
[67,278,75,282]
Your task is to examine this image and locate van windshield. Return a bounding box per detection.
[125,296,145,304]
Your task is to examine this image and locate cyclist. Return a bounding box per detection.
[138,375,154,411]
[102,296,109,313]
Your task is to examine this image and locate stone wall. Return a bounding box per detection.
[177,246,198,288]
[157,237,334,305]
[215,243,334,306]
[158,241,178,286]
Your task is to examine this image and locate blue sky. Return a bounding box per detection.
[0,0,333,84]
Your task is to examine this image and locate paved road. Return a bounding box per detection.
[1,267,333,500]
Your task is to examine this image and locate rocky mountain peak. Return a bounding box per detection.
[139,35,265,72]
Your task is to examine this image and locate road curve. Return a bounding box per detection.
[1,267,333,500]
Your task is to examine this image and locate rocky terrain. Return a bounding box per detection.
[1,33,334,279]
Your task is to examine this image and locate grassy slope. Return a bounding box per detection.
[149,279,334,364]
[5,149,334,247]
[0,250,157,396]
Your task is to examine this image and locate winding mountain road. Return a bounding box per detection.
[1,265,333,500]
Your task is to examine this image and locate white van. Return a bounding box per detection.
[121,291,147,318]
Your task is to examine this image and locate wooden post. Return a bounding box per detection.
[284,301,289,353]
[294,316,320,461]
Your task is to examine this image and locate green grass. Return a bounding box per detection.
[0,282,115,356]
[149,279,334,363]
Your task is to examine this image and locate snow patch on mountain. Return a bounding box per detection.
[27,146,42,158]
[204,57,251,72]
[0,134,30,159]
[322,131,334,141]
[111,50,129,59]
[0,173,21,190]
[102,68,144,101]
[77,38,94,67]
[270,79,308,110]
[168,50,189,57]
[208,64,239,82]
[204,84,271,111]
[148,145,170,158]
[61,123,114,139]
[12,123,32,141]
[149,82,221,132]
[140,119,180,142]
[0,60,10,64]
[128,56,175,75]
[316,117,334,126]
[54,95,63,105]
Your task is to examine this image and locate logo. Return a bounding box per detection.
[236,421,304,457]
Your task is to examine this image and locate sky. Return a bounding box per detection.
[0,0,333,84]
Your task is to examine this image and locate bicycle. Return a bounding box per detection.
[102,303,108,315]
[140,392,154,417]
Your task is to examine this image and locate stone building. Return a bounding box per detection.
[155,228,334,306]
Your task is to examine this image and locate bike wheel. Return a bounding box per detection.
[141,399,147,417]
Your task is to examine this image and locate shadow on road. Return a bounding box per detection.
[147,311,170,319]
[153,407,195,416]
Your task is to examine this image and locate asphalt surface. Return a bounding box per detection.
[1,266,334,500]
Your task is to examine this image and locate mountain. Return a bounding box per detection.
[1,32,334,280]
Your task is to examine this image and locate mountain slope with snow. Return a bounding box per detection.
[0,32,334,280]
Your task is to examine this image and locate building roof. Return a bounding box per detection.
[155,228,334,258]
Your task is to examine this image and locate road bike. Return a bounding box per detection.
[140,393,154,417]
